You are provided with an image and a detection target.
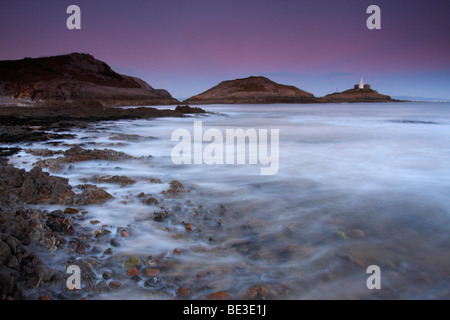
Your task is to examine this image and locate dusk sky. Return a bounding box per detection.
[1,0,449,100]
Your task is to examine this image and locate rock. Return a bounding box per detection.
[126,267,141,277]
[0,165,74,205]
[0,240,11,265]
[145,268,159,277]
[205,291,232,300]
[25,148,64,157]
[124,257,141,270]
[175,105,206,114]
[64,207,79,214]
[92,175,136,185]
[102,271,113,280]
[95,280,110,294]
[347,229,365,239]
[108,281,123,290]
[0,53,180,107]
[110,239,120,247]
[153,210,173,222]
[68,184,114,206]
[75,243,86,254]
[142,197,159,206]
[94,228,111,239]
[177,286,191,297]
[144,277,165,290]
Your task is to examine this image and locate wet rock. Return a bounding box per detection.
[142,197,159,206]
[109,133,155,141]
[67,184,114,206]
[205,291,232,300]
[144,277,165,290]
[0,165,75,205]
[95,280,110,294]
[177,286,191,298]
[153,210,173,222]
[347,229,365,239]
[25,148,64,157]
[162,180,188,196]
[64,207,79,214]
[149,178,162,184]
[108,281,123,289]
[94,228,112,239]
[124,257,141,270]
[102,271,113,280]
[91,175,136,185]
[126,267,141,277]
[145,268,159,277]
[110,239,121,247]
[34,145,135,172]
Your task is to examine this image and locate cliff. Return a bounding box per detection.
[0,53,179,106]
[184,76,318,104]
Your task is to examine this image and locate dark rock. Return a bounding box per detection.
[175,105,206,114]
[0,52,179,106]
[144,277,165,290]
[110,239,120,247]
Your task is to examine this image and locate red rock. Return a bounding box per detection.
[126,267,141,277]
[206,291,232,300]
[145,268,159,276]
[177,287,191,297]
[108,281,123,289]
[64,207,79,214]
[173,248,182,255]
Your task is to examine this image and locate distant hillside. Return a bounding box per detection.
[184,76,319,104]
[0,53,179,106]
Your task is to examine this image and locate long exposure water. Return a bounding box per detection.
[9,102,450,299]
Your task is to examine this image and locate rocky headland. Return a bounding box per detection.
[0,53,179,107]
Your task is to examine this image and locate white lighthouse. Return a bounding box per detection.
[359,77,364,89]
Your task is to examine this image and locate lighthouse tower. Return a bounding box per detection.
[359,77,364,89]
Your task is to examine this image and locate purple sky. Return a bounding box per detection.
[1,0,449,99]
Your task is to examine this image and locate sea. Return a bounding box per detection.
[8,102,450,299]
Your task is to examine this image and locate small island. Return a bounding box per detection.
[319,77,399,103]
[184,76,319,104]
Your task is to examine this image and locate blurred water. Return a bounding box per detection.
[9,102,450,299]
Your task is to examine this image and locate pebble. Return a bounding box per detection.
[110,239,121,247]
[102,271,113,280]
[64,207,79,214]
[205,291,232,300]
[177,287,191,297]
[108,281,123,289]
[144,277,165,289]
[145,268,159,276]
[126,267,141,277]
[347,229,365,239]
[124,257,141,270]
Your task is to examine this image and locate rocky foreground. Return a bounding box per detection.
[0,104,212,300]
